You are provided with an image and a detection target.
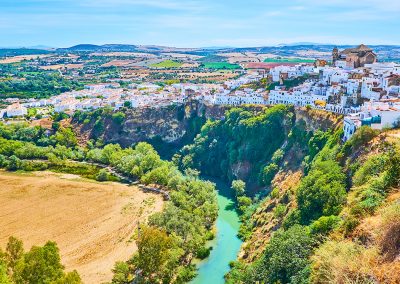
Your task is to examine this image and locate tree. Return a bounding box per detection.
[112,112,126,125]
[262,163,279,185]
[0,261,11,284]
[132,226,178,283]
[14,241,65,283]
[52,127,78,148]
[6,155,22,171]
[252,225,316,284]
[5,236,24,273]
[96,169,109,182]
[1,238,81,283]
[124,101,132,108]
[296,160,346,224]
[231,180,246,197]
[111,262,131,284]
[237,196,252,214]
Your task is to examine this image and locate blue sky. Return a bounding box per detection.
[1,0,399,48]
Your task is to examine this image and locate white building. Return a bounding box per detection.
[6,103,28,117]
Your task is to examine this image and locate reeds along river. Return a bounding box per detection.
[191,177,242,284]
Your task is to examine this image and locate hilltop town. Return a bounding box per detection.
[1,44,400,142]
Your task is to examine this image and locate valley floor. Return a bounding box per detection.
[0,170,163,283]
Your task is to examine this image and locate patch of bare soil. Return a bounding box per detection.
[0,171,163,284]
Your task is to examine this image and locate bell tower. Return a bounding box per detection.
[332,47,339,65]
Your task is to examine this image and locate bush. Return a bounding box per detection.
[352,154,388,187]
[112,112,126,125]
[273,204,287,220]
[196,246,211,259]
[262,163,279,185]
[282,209,301,230]
[96,169,109,182]
[310,215,341,236]
[342,126,378,156]
[6,155,22,171]
[237,196,252,214]
[311,240,378,284]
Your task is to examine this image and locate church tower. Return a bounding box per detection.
[332,47,339,65]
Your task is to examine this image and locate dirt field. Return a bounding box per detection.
[0,171,164,284]
[0,54,50,64]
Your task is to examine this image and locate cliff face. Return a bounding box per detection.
[73,101,232,158]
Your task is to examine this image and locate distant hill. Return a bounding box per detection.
[1,43,399,62]
[57,44,139,52]
[0,48,51,57]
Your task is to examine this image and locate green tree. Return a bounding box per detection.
[0,260,11,284]
[111,262,131,284]
[14,241,65,283]
[296,160,346,224]
[52,127,78,148]
[123,101,132,108]
[231,180,246,197]
[251,225,315,284]
[112,112,126,125]
[96,169,109,182]
[5,236,24,273]
[6,155,22,171]
[132,226,178,284]
[262,163,279,185]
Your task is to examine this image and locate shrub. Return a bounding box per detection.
[310,215,341,236]
[282,209,301,230]
[196,246,211,259]
[273,204,287,220]
[112,112,126,125]
[262,163,279,185]
[352,154,388,187]
[237,196,252,214]
[342,126,378,156]
[379,203,400,261]
[311,240,378,284]
[271,149,284,164]
[96,169,109,182]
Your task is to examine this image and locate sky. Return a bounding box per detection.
[1,0,400,48]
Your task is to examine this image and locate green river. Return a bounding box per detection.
[191,178,242,284]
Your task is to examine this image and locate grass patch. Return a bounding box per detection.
[150,60,183,68]
[200,62,241,69]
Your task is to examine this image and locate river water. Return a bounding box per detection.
[191,178,242,284]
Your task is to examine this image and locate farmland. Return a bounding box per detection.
[200,62,241,69]
[150,59,183,68]
[0,170,163,284]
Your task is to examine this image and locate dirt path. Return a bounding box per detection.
[0,171,164,284]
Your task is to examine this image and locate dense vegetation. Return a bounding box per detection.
[86,143,218,282]
[0,122,218,283]
[2,104,399,284]
[163,104,400,284]
[176,105,295,190]
[226,121,400,284]
[0,237,81,283]
[0,72,83,99]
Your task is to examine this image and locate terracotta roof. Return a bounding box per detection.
[341,44,373,54]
